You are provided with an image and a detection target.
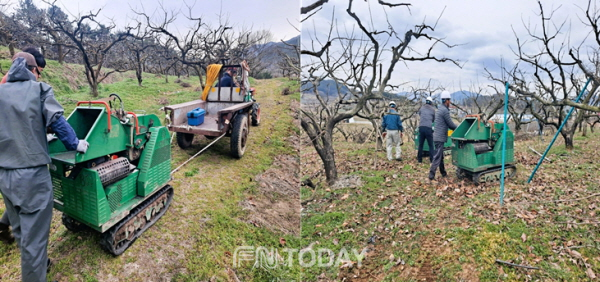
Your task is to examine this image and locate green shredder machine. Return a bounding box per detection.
[48,94,173,255]
[450,115,516,185]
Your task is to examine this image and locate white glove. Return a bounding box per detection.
[76,140,89,153]
[46,134,57,142]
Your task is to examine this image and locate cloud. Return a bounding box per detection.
[302,0,595,93]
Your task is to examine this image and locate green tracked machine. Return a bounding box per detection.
[48,94,173,255]
[451,115,516,185]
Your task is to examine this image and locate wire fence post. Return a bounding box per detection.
[500,82,509,205]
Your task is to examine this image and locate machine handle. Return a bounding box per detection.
[76,101,112,132]
[126,111,140,135]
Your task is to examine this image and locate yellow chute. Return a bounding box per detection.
[202,64,222,101]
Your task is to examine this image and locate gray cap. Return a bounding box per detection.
[12,52,37,68]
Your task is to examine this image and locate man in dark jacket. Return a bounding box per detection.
[429,91,457,181]
[417,96,435,163]
[216,67,238,87]
[381,101,404,161]
[0,52,88,281]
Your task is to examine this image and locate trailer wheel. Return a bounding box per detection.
[231,113,249,158]
[251,103,261,126]
[176,132,194,149]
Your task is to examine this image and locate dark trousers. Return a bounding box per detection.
[0,166,53,282]
[417,126,433,163]
[0,211,8,225]
[429,141,447,179]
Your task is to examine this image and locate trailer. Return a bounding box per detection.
[163,63,260,158]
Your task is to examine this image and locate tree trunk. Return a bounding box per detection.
[301,119,339,186]
[57,44,64,64]
[90,83,99,97]
[561,131,574,150]
[8,43,14,57]
[136,67,143,86]
[582,123,587,137]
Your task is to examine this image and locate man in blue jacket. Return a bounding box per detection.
[381,101,404,161]
[429,91,457,181]
[0,52,89,281]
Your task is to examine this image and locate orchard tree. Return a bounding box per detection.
[489,0,600,149]
[301,0,460,185]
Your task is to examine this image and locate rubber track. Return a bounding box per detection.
[100,185,174,256]
[472,165,517,185]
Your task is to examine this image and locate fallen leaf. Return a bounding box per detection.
[333,238,339,245]
[339,260,354,269]
[521,233,527,242]
[569,249,583,260]
[586,268,597,279]
[341,194,349,200]
[279,237,286,246]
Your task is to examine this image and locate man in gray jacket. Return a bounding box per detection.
[417,96,435,163]
[0,47,47,244]
[0,52,88,281]
[429,91,457,181]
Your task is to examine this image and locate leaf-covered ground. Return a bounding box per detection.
[301,128,600,281]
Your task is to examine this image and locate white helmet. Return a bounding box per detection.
[426,97,433,102]
[389,101,396,108]
[441,91,451,100]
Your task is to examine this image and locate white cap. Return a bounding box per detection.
[426,97,433,102]
[389,101,396,108]
[441,91,451,100]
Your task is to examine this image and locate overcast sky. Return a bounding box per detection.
[21,0,300,41]
[301,0,593,94]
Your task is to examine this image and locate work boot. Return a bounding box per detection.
[0,223,14,244]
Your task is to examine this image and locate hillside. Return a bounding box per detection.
[300,79,483,104]
[261,35,300,77]
[0,57,302,281]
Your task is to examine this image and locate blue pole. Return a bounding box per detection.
[500,82,509,205]
[527,77,592,183]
